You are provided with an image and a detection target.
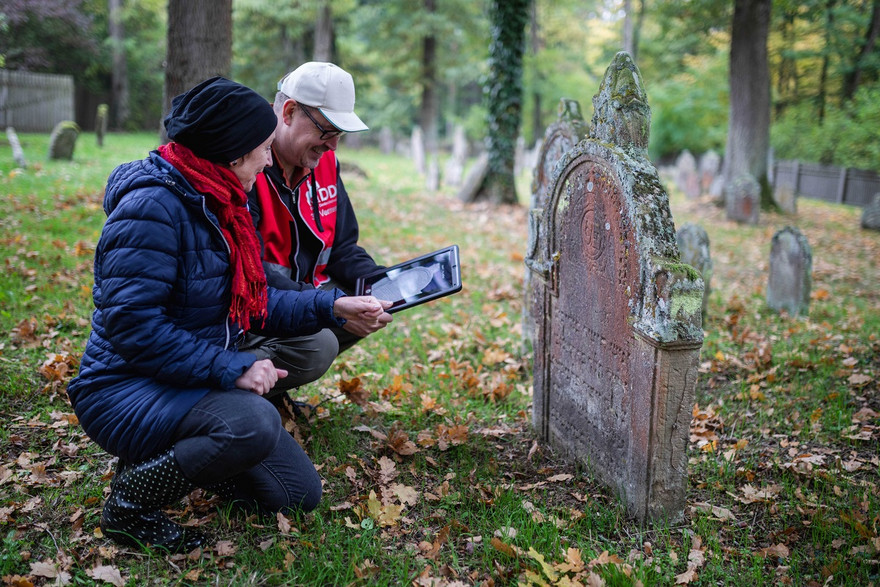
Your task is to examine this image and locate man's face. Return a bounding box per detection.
[275,100,342,174]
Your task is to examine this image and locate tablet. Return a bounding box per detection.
[355,245,462,313]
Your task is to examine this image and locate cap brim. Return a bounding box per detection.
[319,108,369,133]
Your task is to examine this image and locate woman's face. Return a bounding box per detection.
[232,132,275,191]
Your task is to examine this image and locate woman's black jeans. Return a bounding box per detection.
[170,389,322,513]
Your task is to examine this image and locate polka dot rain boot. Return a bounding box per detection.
[101,448,208,552]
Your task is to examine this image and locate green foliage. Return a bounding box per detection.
[772,81,880,169]
[646,41,730,161]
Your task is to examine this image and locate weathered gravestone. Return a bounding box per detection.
[96,104,109,147]
[725,173,760,224]
[378,127,394,154]
[524,98,588,350]
[861,193,880,232]
[675,150,700,199]
[529,52,704,523]
[699,150,721,194]
[444,125,468,188]
[6,127,28,168]
[48,121,81,161]
[766,226,812,316]
[676,223,713,322]
[411,126,425,175]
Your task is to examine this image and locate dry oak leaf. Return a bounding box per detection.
[758,543,790,559]
[86,565,125,587]
[386,428,419,456]
[339,377,369,406]
[674,568,698,585]
[691,502,736,521]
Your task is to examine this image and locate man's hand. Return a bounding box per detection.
[235,358,288,396]
[334,296,393,337]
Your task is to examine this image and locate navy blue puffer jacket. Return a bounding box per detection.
[67,151,344,463]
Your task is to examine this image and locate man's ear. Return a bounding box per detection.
[283,100,298,125]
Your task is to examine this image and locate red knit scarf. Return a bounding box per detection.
[158,142,267,331]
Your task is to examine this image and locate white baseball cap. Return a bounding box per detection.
[277,62,368,133]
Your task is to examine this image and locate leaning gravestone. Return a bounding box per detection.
[48,121,81,161]
[96,104,109,147]
[6,127,27,168]
[861,193,880,232]
[524,98,587,350]
[675,150,700,199]
[725,173,760,224]
[530,52,704,523]
[767,226,812,316]
[676,223,712,322]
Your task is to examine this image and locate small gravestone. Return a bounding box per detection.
[699,150,721,194]
[676,223,712,322]
[675,150,700,199]
[48,121,81,161]
[444,125,468,188]
[411,126,425,175]
[426,156,439,192]
[524,98,587,350]
[456,152,488,202]
[725,173,760,224]
[861,193,880,231]
[96,104,109,147]
[766,226,812,316]
[6,127,27,168]
[378,127,394,154]
[530,53,703,523]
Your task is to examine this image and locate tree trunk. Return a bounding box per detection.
[722,0,772,206]
[420,0,439,190]
[468,0,530,205]
[623,0,634,56]
[162,0,232,142]
[108,0,129,130]
[843,0,880,100]
[530,0,542,145]
[633,0,645,63]
[817,1,836,122]
[313,1,334,62]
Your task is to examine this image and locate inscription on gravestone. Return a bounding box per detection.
[530,52,704,523]
[766,226,812,316]
[676,223,713,322]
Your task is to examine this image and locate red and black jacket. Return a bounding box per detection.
[249,150,379,292]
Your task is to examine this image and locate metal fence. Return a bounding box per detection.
[773,159,879,208]
[0,69,74,132]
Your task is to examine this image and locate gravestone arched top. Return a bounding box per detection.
[589,51,651,154]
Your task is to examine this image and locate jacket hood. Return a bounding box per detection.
[103,151,189,216]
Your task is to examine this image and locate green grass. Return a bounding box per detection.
[1,132,878,585]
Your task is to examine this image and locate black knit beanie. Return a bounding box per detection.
[163,76,277,163]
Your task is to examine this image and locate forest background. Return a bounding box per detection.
[1,0,879,174]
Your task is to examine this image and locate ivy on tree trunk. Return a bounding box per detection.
[471,0,529,205]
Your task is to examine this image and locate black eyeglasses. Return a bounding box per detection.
[300,106,345,141]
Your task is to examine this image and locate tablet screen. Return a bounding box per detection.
[356,245,461,313]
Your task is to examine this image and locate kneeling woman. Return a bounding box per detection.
[67,77,391,551]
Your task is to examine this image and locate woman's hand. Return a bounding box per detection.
[235,359,288,395]
[334,296,393,337]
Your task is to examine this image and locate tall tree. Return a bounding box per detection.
[468,0,530,204]
[314,0,334,62]
[163,0,232,139]
[722,0,772,205]
[843,0,880,100]
[420,0,440,189]
[108,0,130,129]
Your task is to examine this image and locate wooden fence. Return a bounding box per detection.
[0,70,74,132]
[773,160,879,208]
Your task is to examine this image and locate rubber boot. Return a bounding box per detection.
[101,448,208,552]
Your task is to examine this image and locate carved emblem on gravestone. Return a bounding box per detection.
[48,121,81,161]
[725,173,760,224]
[676,223,713,322]
[524,98,588,350]
[529,52,704,523]
[766,226,812,316]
